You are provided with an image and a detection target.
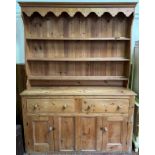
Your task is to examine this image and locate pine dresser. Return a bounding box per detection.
[19,2,137,154]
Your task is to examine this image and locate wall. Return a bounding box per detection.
[16,0,139,64]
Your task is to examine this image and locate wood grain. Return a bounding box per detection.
[21,87,136,96]
[82,99,129,113]
[20,2,136,154]
[55,116,75,151]
[19,2,136,18]
[27,99,76,113]
[22,9,134,87]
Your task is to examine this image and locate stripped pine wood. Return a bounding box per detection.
[25,12,132,39]
[27,41,129,59]
[22,8,133,87]
[27,98,77,113]
[55,116,76,151]
[21,91,135,153]
[26,37,131,40]
[105,116,128,152]
[29,80,127,87]
[21,87,136,96]
[78,117,97,150]
[19,2,137,154]
[27,62,126,76]
[27,57,130,61]
[81,99,129,113]
[28,76,128,81]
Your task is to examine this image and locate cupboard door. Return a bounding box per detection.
[76,116,103,151]
[54,116,76,151]
[28,116,54,152]
[103,116,128,152]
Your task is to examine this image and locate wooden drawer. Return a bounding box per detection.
[82,99,129,113]
[27,99,76,113]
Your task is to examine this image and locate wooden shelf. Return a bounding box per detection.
[23,6,132,88]
[27,57,130,62]
[28,76,128,81]
[26,37,130,41]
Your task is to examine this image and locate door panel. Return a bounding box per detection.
[54,116,75,151]
[81,117,96,150]
[108,122,122,143]
[30,116,54,152]
[34,121,49,143]
[76,116,103,151]
[26,115,128,152]
[103,116,128,151]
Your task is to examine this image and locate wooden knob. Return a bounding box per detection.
[104,127,108,132]
[48,126,54,132]
[86,105,91,111]
[62,104,67,110]
[116,105,121,111]
[33,104,38,110]
[100,127,108,132]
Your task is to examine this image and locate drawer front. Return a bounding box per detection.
[27,99,76,113]
[82,99,129,113]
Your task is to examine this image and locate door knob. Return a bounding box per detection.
[103,127,108,132]
[48,126,54,132]
[100,127,108,132]
[33,104,38,110]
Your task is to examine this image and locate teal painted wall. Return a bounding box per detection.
[16,0,139,64]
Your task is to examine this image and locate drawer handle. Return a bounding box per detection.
[62,104,68,110]
[116,105,121,111]
[86,105,91,111]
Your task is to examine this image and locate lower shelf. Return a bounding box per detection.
[28,76,128,81]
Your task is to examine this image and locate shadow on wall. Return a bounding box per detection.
[16,64,26,124]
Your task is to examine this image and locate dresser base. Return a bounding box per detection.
[21,87,136,154]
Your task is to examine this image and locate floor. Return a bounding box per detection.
[24,152,138,155]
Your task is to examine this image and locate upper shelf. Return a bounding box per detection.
[19,2,136,17]
[27,57,130,62]
[26,37,130,41]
